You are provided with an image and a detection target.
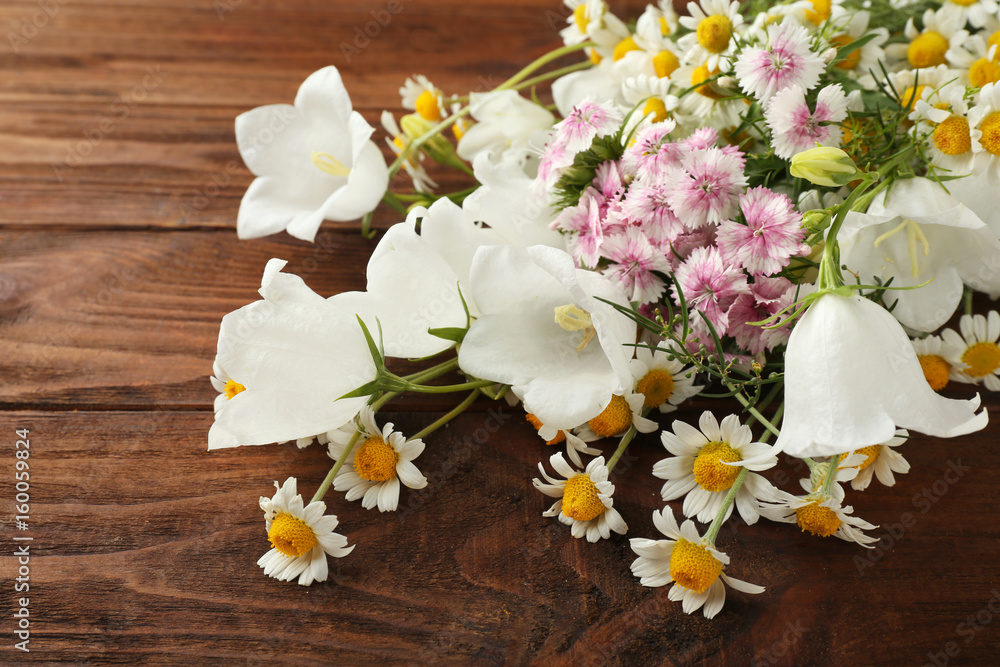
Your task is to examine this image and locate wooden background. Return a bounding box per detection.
[2,0,999,664]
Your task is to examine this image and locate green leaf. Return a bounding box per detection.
[427,327,467,344]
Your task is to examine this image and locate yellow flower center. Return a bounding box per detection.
[962,341,1000,378]
[267,512,318,558]
[692,64,725,100]
[562,474,606,521]
[795,501,842,537]
[414,89,441,122]
[653,49,680,78]
[669,539,723,594]
[588,394,633,438]
[989,30,1000,57]
[353,437,399,482]
[696,15,732,54]
[918,354,951,391]
[636,369,675,408]
[949,0,977,6]
[526,413,565,445]
[805,0,831,25]
[659,16,672,35]
[907,31,949,69]
[452,118,471,142]
[224,379,246,400]
[900,84,926,110]
[853,445,881,471]
[692,441,742,492]
[613,35,641,62]
[830,34,861,70]
[642,98,670,123]
[573,4,589,31]
[970,58,1000,89]
[932,116,972,156]
[980,111,1000,155]
[310,151,351,177]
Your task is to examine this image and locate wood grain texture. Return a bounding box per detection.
[2,0,1000,665]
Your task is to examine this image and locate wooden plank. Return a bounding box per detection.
[1,409,998,665]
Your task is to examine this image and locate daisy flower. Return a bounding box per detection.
[938,0,999,30]
[525,412,602,468]
[716,187,809,277]
[911,81,975,176]
[826,11,888,76]
[766,84,848,159]
[654,412,779,525]
[911,334,955,391]
[734,21,825,103]
[941,311,1000,391]
[559,0,631,58]
[629,507,764,618]
[576,391,659,440]
[399,74,445,122]
[532,452,628,542]
[946,32,1000,89]
[630,344,704,414]
[842,430,911,491]
[257,477,354,586]
[600,226,673,303]
[381,111,437,193]
[327,406,428,512]
[761,481,879,547]
[969,82,1000,182]
[883,10,964,70]
[672,246,750,335]
[665,146,747,227]
[677,0,744,70]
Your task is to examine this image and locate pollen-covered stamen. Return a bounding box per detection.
[588,394,633,438]
[918,354,951,390]
[962,341,1000,378]
[691,64,725,100]
[692,441,742,492]
[613,36,642,61]
[805,0,831,25]
[636,369,675,408]
[561,474,606,521]
[643,98,670,123]
[573,4,589,31]
[978,112,1000,156]
[696,15,732,54]
[932,116,971,156]
[653,50,680,78]
[669,539,723,593]
[353,437,399,482]
[311,151,352,177]
[873,218,930,278]
[969,58,1000,88]
[414,89,442,122]
[224,379,246,400]
[907,31,949,69]
[268,512,318,558]
[853,445,881,471]
[554,304,597,352]
[830,34,861,70]
[795,501,842,537]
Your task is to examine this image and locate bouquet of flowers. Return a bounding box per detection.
[209,0,1000,618]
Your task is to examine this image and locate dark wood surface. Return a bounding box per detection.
[2,1,999,665]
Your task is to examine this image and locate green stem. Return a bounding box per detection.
[372,358,461,412]
[732,392,781,439]
[704,467,749,546]
[820,454,843,496]
[964,286,974,316]
[412,389,482,440]
[406,378,496,394]
[311,429,361,503]
[510,61,593,93]
[818,171,881,291]
[495,41,595,92]
[607,426,637,471]
[381,191,408,216]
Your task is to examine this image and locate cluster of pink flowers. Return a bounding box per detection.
[540,102,810,357]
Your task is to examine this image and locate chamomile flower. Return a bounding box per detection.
[257,477,354,586]
[969,82,1000,182]
[533,452,627,542]
[941,311,1000,390]
[381,111,437,193]
[654,412,779,525]
[911,81,975,176]
[884,10,964,70]
[842,430,911,491]
[629,507,764,618]
[327,406,428,512]
[630,345,704,414]
[761,481,879,547]
[825,11,888,77]
[677,0,744,70]
[560,0,631,58]
[525,412,602,468]
[399,75,445,122]
[911,335,955,391]
[938,0,999,30]
[576,391,659,440]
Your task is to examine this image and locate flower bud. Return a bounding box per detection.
[790,147,860,187]
[802,208,833,233]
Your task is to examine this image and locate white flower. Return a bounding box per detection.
[941,311,1000,391]
[575,391,660,440]
[532,452,627,542]
[654,412,779,525]
[456,91,555,163]
[630,344,704,414]
[327,406,427,512]
[209,259,376,449]
[629,508,764,618]
[235,67,388,241]
[399,74,445,121]
[773,292,988,458]
[458,245,637,431]
[257,477,354,586]
[969,82,1000,183]
[761,481,879,547]
[842,430,911,491]
[381,111,437,193]
[677,0,744,71]
[524,412,602,468]
[838,177,1000,332]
